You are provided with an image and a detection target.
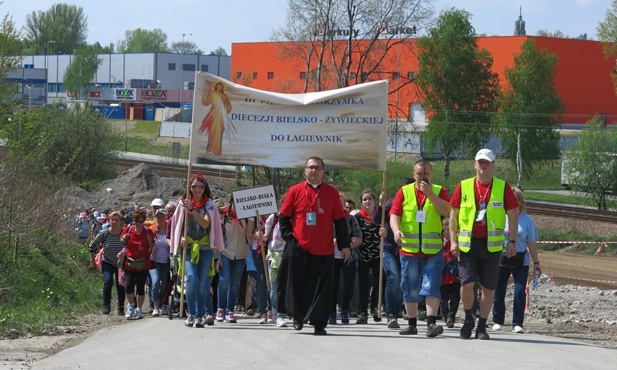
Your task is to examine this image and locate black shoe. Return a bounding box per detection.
[356,314,368,324]
[314,326,327,335]
[371,308,382,322]
[293,319,303,331]
[387,316,400,329]
[446,317,455,328]
[426,323,444,338]
[117,307,124,316]
[475,330,490,340]
[460,319,475,339]
[102,306,111,315]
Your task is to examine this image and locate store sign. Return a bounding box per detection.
[315,21,417,38]
[89,91,101,98]
[115,88,136,101]
[141,89,168,101]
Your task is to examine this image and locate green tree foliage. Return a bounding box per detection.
[564,116,617,210]
[23,3,87,54]
[63,47,102,100]
[416,8,498,180]
[171,40,203,54]
[4,106,122,186]
[0,10,22,120]
[597,0,617,95]
[210,46,228,56]
[117,28,170,53]
[494,39,564,185]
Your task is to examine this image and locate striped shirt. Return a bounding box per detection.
[89,229,124,267]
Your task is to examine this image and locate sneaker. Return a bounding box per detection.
[371,308,382,322]
[225,312,237,323]
[258,314,268,324]
[426,323,444,337]
[246,309,254,316]
[195,316,205,328]
[328,313,337,325]
[446,317,454,328]
[341,310,350,324]
[460,319,475,339]
[512,325,524,334]
[204,315,215,326]
[102,306,111,315]
[135,308,143,320]
[356,314,368,324]
[399,326,418,335]
[117,307,125,316]
[152,307,160,317]
[160,305,168,316]
[125,304,135,319]
[185,314,195,327]
[476,329,490,340]
[387,316,400,329]
[266,309,274,324]
[492,323,502,331]
[215,308,225,322]
[276,317,288,327]
[418,310,427,321]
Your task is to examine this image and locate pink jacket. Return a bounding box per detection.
[170,199,225,255]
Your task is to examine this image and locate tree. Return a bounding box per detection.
[4,105,122,186]
[535,30,566,38]
[171,40,203,54]
[273,0,434,92]
[416,8,499,180]
[23,3,87,54]
[117,28,170,53]
[564,116,617,210]
[597,0,617,95]
[494,39,565,188]
[63,47,102,100]
[210,47,228,56]
[0,10,22,121]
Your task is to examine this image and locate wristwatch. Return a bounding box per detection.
[508,240,516,244]
[534,261,540,265]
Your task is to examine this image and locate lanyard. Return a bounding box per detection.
[305,182,321,212]
[415,187,427,209]
[475,178,492,207]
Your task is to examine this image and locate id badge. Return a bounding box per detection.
[475,209,486,222]
[416,210,427,223]
[306,212,316,226]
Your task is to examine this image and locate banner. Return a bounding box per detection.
[232,185,278,219]
[189,72,388,170]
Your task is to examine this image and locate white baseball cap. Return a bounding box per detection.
[475,149,495,162]
[151,198,165,207]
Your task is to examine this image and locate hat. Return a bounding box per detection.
[155,208,167,216]
[96,216,103,223]
[93,211,100,218]
[475,149,495,162]
[151,198,165,207]
[80,212,88,218]
[127,207,134,213]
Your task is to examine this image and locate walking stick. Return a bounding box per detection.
[377,172,387,319]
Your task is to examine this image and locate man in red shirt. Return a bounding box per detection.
[449,149,519,340]
[390,159,451,337]
[279,157,351,335]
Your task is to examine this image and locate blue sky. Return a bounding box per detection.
[4,0,611,54]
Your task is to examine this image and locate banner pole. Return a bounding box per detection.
[179,163,192,318]
[377,171,387,320]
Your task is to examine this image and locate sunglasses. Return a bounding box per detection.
[305,166,323,171]
[191,184,205,190]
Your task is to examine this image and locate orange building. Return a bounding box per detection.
[231,36,617,126]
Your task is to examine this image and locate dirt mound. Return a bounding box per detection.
[62,163,229,213]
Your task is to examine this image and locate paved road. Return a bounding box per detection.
[32,315,617,370]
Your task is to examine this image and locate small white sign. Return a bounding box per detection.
[232,185,278,219]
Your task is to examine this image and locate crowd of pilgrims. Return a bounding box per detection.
[76,180,463,330]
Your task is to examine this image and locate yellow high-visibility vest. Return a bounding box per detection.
[399,183,444,254]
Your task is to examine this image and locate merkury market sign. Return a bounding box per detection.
[315,22,417,37]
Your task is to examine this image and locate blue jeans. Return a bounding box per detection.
[383,250,403,318]
[102,261,125,309]
[184,248,213,317]
[217,255,246,313]
[268,259,285,318]
[400,251,444,303]
[493,264,529,328]
[252,249,271,314]
[149,261,169,305]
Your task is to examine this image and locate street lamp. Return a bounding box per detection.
[110,75,116,88]
[25,84,32,110]
[180,32,192,120]
[45,41,56,104]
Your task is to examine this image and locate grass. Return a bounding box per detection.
[0,233,100,336]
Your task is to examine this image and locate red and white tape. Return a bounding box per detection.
[537,241,617,245]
